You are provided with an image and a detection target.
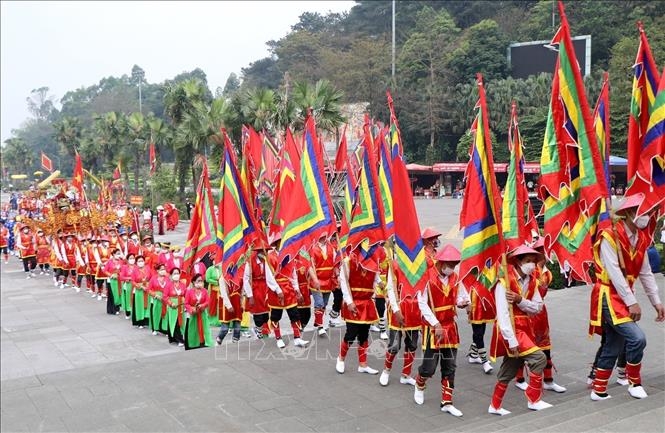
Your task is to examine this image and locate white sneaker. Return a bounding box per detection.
[91,292,97,298]
[380,331,389,340]
[30,272,36,277]
[317,327,327,337]
[59,283,64,289]
[543,381,567,393]
[152,331,158,336]
[54,280,59,287]
[527,400,553,411]
[97,295,102,300]
[441,404,463,417]
[75,287,80,293]
[482,361,494,374]
[276,338,286,349]
[329,317,344,327]
[468,356,482,364]
[293,337,309,347]
[515,381,528,391]
[115,312,120,315]
[139,326,144,329]
[590,391,611,401]
[336,357,345,374]
[177,342,184,347]
[370,325,381,332]
[125,315,130,320]
[358,365,379,375]
[379,370,390,386]
[628,385,648,399]
[414,387,425,405]
[26,274,32,279]
[400,375,416,386]
[616,378,629,386]
[488,405,511,416]
[40,271,44,275]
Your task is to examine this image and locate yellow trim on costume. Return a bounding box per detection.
[518,346,541,358]
[350,287,375,293]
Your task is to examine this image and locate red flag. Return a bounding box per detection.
[334,125,348,172]
[113,162,121,180]
[41,152,53,172]
[183,159,218,275]
[72,153,84,197]
[149,143,156,175]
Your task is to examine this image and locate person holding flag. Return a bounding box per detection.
[488,246,553,415]
[589,195,664,401]
[413,244,469,416]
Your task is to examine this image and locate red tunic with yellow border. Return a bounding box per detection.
[19,233,36,258]
[36,236,51,265]
[589,223,649,336]
[86,244,98,277]
[422,268,460,350]
[490,268,541,360]
[63,242,79,271]
[388,260,422,331]
[467,276,497,324]
[267,251,298,309]
[248,252,269,315]
[311,242,335,293]
[375,247,389,299]
[342,253,379,324]
[95,246,111,279]
[294,254,312,307]
[531,266,552,350]
[220,279,242,323]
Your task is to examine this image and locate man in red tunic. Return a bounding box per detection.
[310,233,337,336]
[243,246,274,339]
[413,244,469,416]
[488,245,552,415]
[335,244,381,375]
[589,195,664,401]
[16,224,37,278]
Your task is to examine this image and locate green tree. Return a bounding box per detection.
[2,137,35,176]
[222,73,241,98]
[53,116,83,170]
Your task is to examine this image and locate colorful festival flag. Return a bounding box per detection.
[502,102,537,252]
[149,142,156,175]
[183,159,218,275]
[113,162,121,180]
[347,117,386,250]
[459,74,504,283]
[627,66,665,216]
[41,152,53,172]
[377,127,394,237]
[590,73,612,234]
[334,125,348,172]
[278,116,336,264]
[627,22,661,181]
[391,153,428,298]
[538,2,609,282]
[217,129,262,279]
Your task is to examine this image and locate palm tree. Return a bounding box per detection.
[241,87,276,132]
[2,137,35,176]
[290,79,345,134]
[53,116,82,164]
[125,112,146,194]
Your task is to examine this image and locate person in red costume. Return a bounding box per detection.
[16,224,37,278]
[184,273,213,350]
[335,244,381,376]
[589,195,664,401]
[413,244,469,417]
[514,237,567,394]
[488,245,552,415]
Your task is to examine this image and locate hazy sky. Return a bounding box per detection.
[0,1,355,143]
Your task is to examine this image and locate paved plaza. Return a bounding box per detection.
[1,198,664,432]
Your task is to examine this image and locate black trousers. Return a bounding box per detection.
[418,347,457,383]
[471,323,487,349]
[331,288,343,313]
[22,256,36,273]
[343,322,370,345]
[387,329,419,354]
[254,313,269,327]
[270,307,300,323]
[298,307,311,328]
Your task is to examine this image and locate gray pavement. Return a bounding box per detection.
[2,198,664,432]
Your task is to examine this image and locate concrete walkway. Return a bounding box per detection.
[2,199,664,432]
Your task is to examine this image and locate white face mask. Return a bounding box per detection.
[159,270,167,276]
[128,259,136,265]
[195,282,204,288]
[634,215,650,229]
[442,267,454,276]
[520,262,536,276]
[131,236,138,241]
[171,274,180,281]
[137,261,145,268]
[115,254,122,259]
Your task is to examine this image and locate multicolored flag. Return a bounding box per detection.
[149,142,156,175]
[347,117,387,250]
[626,66,665,216]
[259,130,280,195]
[377,127,394,237]
[459,74,504,283]
[538,2,609,283]
[590,72,612,234]
[183,159,218,275]
[278,115,336,264]
[502,102,537,252]
[267,128,298,244]
[391,152,428,298]
[627,22,661,181]
[217,129,262,279]
[41,152,53,172]
[113,162,121,180]
[386,91,404,159]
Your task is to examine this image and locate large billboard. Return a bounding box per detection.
[508,35,591,79]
